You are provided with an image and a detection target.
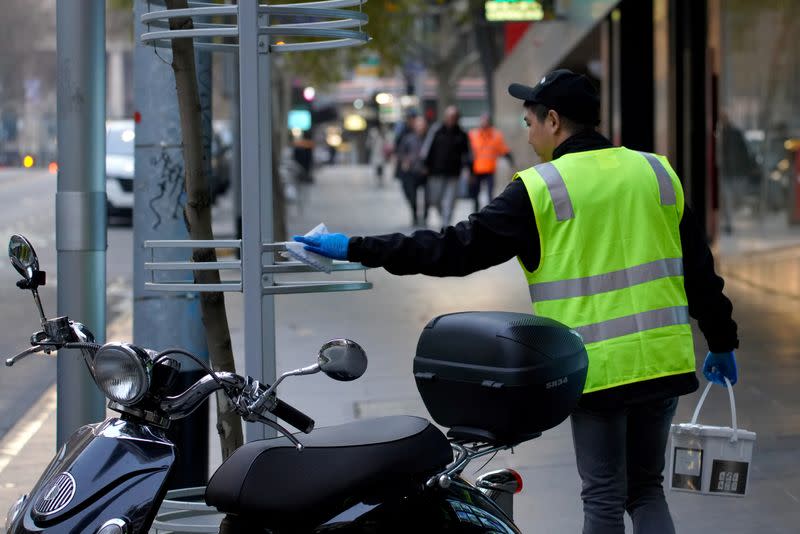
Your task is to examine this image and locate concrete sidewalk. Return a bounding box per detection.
[1,164,798,533]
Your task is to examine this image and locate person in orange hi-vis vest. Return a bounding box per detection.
[468,113,514,213]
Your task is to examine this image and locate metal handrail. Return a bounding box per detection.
[143,240,371,294]
[141,3,368,26]
[270,18,365,30]
[144,282,243,293]
[140,5,236,24]
[144,240,242,293]
[141,26,239,43]
[264,281,372,295]
[258,27,367,40]
[271,38,367,53]
[268,0,366,8]
[260,6,367,20]
[146,0,368,8]
[144,261,241,271]
[144,239,242,249]
[139,0,369,52]
[264,260,367,274]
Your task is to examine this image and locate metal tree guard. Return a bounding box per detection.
[140,2,371,530]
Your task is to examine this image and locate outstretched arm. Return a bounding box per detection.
[295,181,540,278]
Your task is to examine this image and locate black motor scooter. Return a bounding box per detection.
[4,234,589,533]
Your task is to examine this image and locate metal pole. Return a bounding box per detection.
[229,53,242,241]
[55,0,107,447]
[133,0,209,485]
[239,0,276,441]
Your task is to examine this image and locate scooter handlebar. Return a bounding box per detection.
[270,398,315,434]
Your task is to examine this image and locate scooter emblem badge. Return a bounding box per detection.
[34,472,76,516]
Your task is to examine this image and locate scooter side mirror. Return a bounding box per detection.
[318,339,368,382]
[8,234,40,283]
[8,234,47,325]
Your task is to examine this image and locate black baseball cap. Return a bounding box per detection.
[508,69,600,126]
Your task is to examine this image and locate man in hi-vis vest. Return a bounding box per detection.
[295,69,739,534]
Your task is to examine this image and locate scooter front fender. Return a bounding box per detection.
[6,417,175,534]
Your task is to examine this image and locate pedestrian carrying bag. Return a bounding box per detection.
[668,378,756,497]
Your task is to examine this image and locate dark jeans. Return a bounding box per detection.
[570,396,678,534]
[401,172,427,224]
[469,172,495,213]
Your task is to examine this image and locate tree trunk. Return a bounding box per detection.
[470,1,501,118]
[429,4,479,119]
[435,64,456,117]
[166,0,243,460]
[271,62,288,241]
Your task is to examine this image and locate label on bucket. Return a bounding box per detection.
[710,460,749,495]
[672,447,703,491]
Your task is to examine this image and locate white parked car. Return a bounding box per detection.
[106,120,135,221]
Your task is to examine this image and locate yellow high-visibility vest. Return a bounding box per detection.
[515,147,696,393]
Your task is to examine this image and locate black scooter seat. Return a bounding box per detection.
[205,415,453,527]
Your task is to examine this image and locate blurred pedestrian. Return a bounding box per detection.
[468,113,513,213]
[393,108,419,180]
[763,121,792,210]
[420,105,471,226]
[716,113,758,233]
[295,69,739,534]
[368,125,387,186]
[396,116,429,226]
[292,129,315,184]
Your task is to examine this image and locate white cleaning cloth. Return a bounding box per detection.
[281,223,334,273]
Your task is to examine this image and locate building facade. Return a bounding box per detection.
[492,0,800,295]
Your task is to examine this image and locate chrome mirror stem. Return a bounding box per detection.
[247,363,320,413]
[255,363,321,409]
[31,287,47,326]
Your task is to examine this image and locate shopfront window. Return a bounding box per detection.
[718,0,800,247]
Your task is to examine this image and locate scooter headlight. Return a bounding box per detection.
[5,494,26,531]
[92,343,150,405]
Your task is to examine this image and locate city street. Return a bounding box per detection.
[0,165,798,531]
[0,1,798,532]
[0,168,134,439]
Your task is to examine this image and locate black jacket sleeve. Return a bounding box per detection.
[348,178,739,352]
[679,204,739,352]
[348,180,538,276]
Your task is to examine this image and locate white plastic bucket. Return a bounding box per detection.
[668,378,756,497]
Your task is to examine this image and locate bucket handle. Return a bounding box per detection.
[690,377,738,442]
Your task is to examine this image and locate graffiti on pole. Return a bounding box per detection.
[148,147,186,230]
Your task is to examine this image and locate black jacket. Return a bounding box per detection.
[348,130,738,409]
[423,123,471,177]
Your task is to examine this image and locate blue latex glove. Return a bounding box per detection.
[702,351,738,386]
[292,233,350,261]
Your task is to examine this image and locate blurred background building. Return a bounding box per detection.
[494,0,800,260]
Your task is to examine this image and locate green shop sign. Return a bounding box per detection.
[485,0,550,22]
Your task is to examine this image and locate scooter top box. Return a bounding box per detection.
[414,311,588,445]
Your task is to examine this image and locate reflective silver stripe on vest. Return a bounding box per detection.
[575,306,689,345]
[529,257,684,302]
[536,162,574,221]
[639,152,676,206]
